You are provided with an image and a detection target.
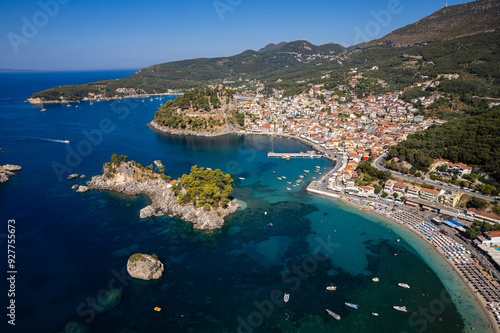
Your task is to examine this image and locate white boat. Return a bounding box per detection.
[326,285,337,291]
[277,177,282,180]
[393,306,407,312]
[345,303,359,310]
[284,293,290,303]
[62,140,70,144]
[287,188,291,191]
[40,102,46,112]
[372,277,379,282]
[398,283,410,289]
[239,177,245,180]
[325,309,340,320]
[372,312,379,316]
[287,181,292,184]
[304,170,310,173]
[282,176,286,179]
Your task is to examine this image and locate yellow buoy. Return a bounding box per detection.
[154,307,161,312]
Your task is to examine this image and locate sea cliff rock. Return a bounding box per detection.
[76,185,89,193]
[0,165,22,183]
[140,205,155,219]
[71,184,79,190]
[67,174,79,180]
[127,253,164,280]
[86,162,240,229]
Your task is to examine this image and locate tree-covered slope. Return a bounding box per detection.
[389,109,500,178]
[29,40,346,102]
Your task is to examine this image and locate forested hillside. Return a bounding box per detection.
[389,109,500,179]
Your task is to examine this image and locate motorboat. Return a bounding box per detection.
[345,303,359,309]
[325,309,340,320]
[393,306,407,312]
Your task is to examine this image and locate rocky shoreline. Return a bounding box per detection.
[0,164,22,183]
[148,120,237,137]
[86,162,240,229]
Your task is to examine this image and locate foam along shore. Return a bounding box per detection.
[86,161,239,230]
[313,190,500,332]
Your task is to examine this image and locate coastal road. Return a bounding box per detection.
[372,153,495,202]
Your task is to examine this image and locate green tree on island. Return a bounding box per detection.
[172,165,234,209]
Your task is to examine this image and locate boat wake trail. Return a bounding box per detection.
[46,139,70,144]
[20,137,70,144]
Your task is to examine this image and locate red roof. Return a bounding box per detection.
[420,188,439,195]
[485,231,500,239]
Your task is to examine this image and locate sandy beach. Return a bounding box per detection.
[328,193,500,332]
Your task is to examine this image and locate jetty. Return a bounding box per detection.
[267,151,323,159]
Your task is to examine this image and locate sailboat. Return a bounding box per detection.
[40,102,46,112]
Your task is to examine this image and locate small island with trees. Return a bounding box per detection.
[86,154,240,229]
[149,86,245,136]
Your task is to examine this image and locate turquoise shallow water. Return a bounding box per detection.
[0,71,491,332]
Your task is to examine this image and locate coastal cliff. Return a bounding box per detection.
[86,161,239,229]
[152,87,244,136]
[0,164,22,183]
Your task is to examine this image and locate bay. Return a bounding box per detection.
[0,71,489,332]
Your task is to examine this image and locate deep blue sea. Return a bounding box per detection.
[0,71,491,333]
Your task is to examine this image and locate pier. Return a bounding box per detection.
[267,151,323,159]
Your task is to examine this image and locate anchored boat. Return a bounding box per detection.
[345,302,359,309]
[393,306,408,312]
[325,309,341,320]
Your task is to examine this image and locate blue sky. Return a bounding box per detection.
[0,0,471,71]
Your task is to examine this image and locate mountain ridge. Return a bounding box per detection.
[370,0,500,47]
[28,0,500,102]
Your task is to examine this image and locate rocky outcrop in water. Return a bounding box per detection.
[0,165,22,183]
[127,253,164,280]
[86,162,239,229]
[76,185,89,193]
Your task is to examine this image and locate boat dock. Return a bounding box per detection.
[267,151,323,159]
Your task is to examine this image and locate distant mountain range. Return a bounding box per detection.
[29,0,499,102]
